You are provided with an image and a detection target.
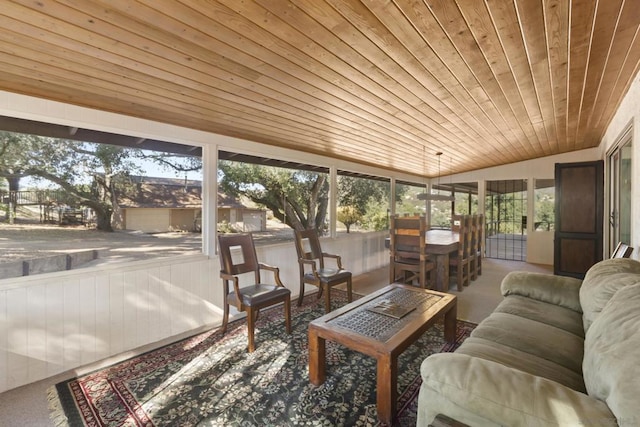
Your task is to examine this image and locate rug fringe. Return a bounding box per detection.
[47,385,70,427]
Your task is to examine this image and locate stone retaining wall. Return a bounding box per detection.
[0,250,98,279]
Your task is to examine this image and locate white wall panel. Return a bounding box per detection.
[63,278,81,372]
[94,276,110,362]
[26,285,46,383]
[109,273,125,356]
[6,287,27,389]
[78,276,97,366]
[0,289,6,391]
[45,283,64,378]
[0,256,221,393]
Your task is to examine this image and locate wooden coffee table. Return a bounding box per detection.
[308,283,457,424]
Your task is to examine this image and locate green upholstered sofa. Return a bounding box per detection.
[417,258,640,426]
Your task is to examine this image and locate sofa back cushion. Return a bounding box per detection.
[583,282,640,426]
[580,258,640,332]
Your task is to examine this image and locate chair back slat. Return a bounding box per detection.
[218,233,260,281]
[294,228,324,266]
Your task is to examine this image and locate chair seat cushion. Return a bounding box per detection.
[304,268,351,284]
[231,284,290,307]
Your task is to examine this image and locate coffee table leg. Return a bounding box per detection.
[376,353,397,424]
[444,303,457,343]
[309,328,326,385]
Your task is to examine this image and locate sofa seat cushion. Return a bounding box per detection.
[418,353,617,427]
[456,336,586,392]
[470,312,584,375]
[580,258,640,332]
[583,282,640,426]
[494,295,584,338]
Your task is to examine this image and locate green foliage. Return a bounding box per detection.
[337,205,362,233]
[361,199,389,231]
[218,160,328,231]
[395,183,426,217]
[534,187,555,231]
[217,220,238,233]
[0,131,202,230]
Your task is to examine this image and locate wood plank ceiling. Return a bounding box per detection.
[0,0,639,178]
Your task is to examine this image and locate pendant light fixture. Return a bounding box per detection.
[417,151,455,201]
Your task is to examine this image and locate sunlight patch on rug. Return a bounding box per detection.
[49,290,475,426]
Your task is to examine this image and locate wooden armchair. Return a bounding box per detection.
[389,215,434,289]
[293,228,353,313]
[218,233,291,353]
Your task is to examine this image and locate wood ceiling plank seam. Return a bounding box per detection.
[542,0,569,153]
[156,2,468,165]
[574,0,625,147]
[588,1,640,136]
[591,29,640,139]
[70,0,442,153]
[0,51,436,175]
[582,37,640,149]
[250,0,473,145]
[396,0,528,163]
[245,0,481,163]
[385,0,527,160]
[428,1,522,161]
[566,0,597,151]
[188,0,471,163]
[441,0,542,158]
[298,2,528,165]
[3,0,430,171]
[380,0,517,163]
[581,0,625,137]
[185,0,464,164]
[437,0,531,159]
[453,0,542,159]
[375,1,507,158]
[3,3,436,166]
[479,0,551,156]
[0,68,521,175]
[587,0,639,133]
[323,0,520,160]
[0,29,422,162]
[485,0,555,155]
[0,54,399,165]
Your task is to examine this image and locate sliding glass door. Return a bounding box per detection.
[608,131,632,255]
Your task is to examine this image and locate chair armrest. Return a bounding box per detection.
[298,258,319,275]
[220,271,242,298]
[259,263,285,287]
[420,353,617,426]
[322,252,343,269]
[500,271,583,313]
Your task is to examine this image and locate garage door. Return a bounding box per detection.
[126,208,170,233]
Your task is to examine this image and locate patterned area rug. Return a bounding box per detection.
[49,290,475,426]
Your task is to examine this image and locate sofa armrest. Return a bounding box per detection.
[500,271,583,313]
[419,353,617,426]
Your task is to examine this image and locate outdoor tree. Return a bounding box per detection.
[336,205,362,233]
[218,161,408,233]
[0,131,45,223]
[218,160,328,231]
[0,131,202,231]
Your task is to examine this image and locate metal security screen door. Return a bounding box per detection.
[485,180,528,261]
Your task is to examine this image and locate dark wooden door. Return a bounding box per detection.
[554,161,604,278]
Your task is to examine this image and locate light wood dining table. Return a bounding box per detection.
[424,229,459,292]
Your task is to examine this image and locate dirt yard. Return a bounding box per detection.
[0,221,301,271]
[0,223,202,267]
